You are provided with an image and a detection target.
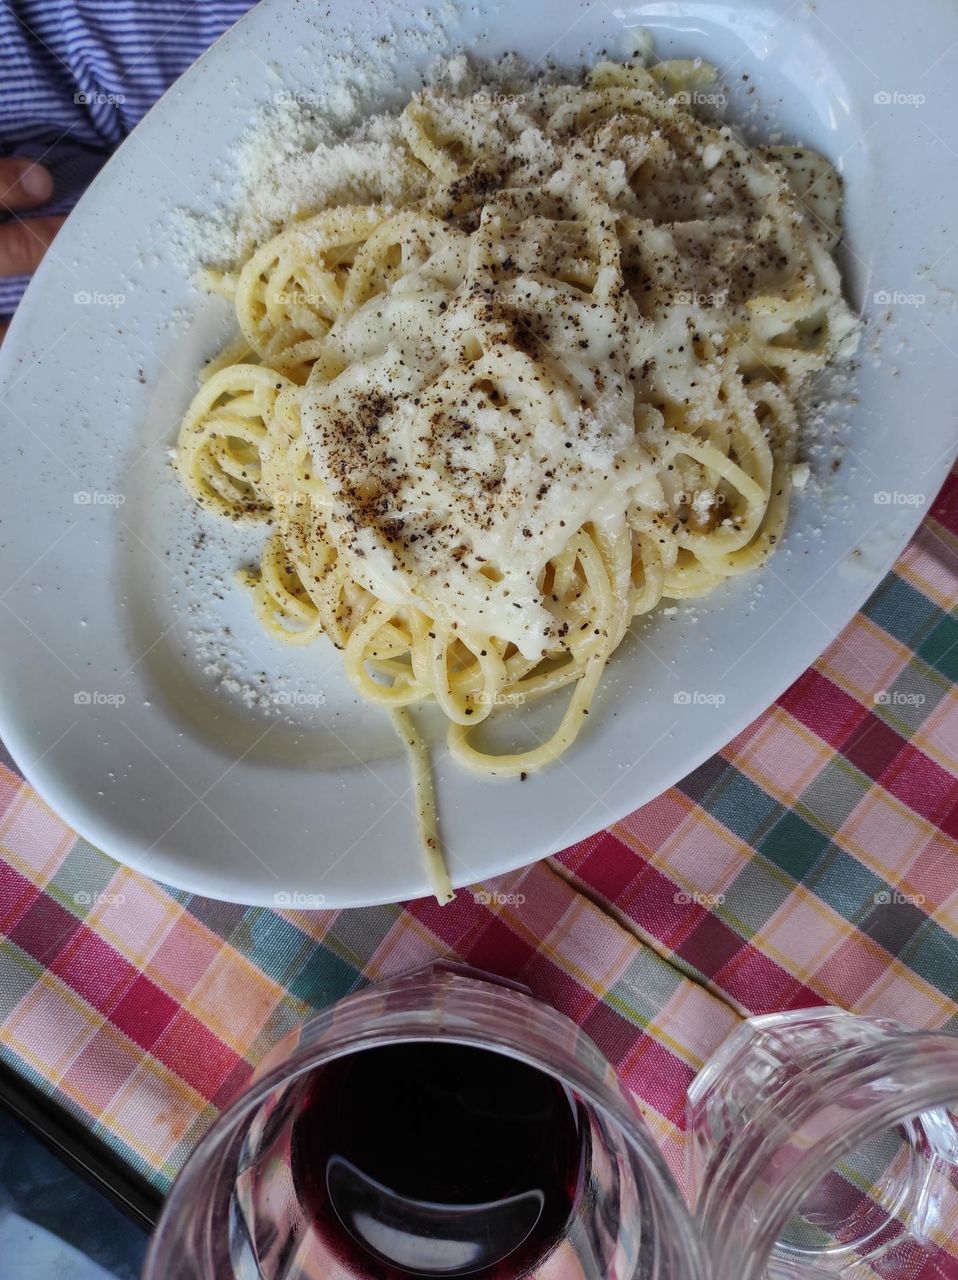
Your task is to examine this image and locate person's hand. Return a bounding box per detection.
[0,159,66,343]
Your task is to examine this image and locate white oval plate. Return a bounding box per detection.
[1,0,955,907]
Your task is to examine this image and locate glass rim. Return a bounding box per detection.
[145,965,709,1280]
[694,1008,958,1280]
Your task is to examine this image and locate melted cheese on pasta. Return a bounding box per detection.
[298,217,661,659]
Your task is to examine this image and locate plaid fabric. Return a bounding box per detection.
[0,468,955,1228]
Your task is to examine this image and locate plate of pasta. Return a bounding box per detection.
[0,0,955,907]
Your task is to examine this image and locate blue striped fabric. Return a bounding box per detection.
[0,0,254,318]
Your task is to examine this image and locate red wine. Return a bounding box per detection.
[291,1042,586,1277]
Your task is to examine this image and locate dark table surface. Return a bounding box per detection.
[0,1105,149,1279]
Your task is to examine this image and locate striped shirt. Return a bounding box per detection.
[1,0,254,318]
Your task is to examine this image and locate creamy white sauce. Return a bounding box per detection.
[293,64,858,659]
[301,248,661,658]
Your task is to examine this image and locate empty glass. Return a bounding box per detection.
[143,964,707,1280]
[688,1007,958,1280]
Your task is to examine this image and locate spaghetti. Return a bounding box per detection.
[175,57,859,900]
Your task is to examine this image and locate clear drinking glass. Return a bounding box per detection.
[688,1007,958,1280]
[143,963,707,1280]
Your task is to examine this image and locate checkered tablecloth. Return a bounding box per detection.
[0,471,955,1240]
